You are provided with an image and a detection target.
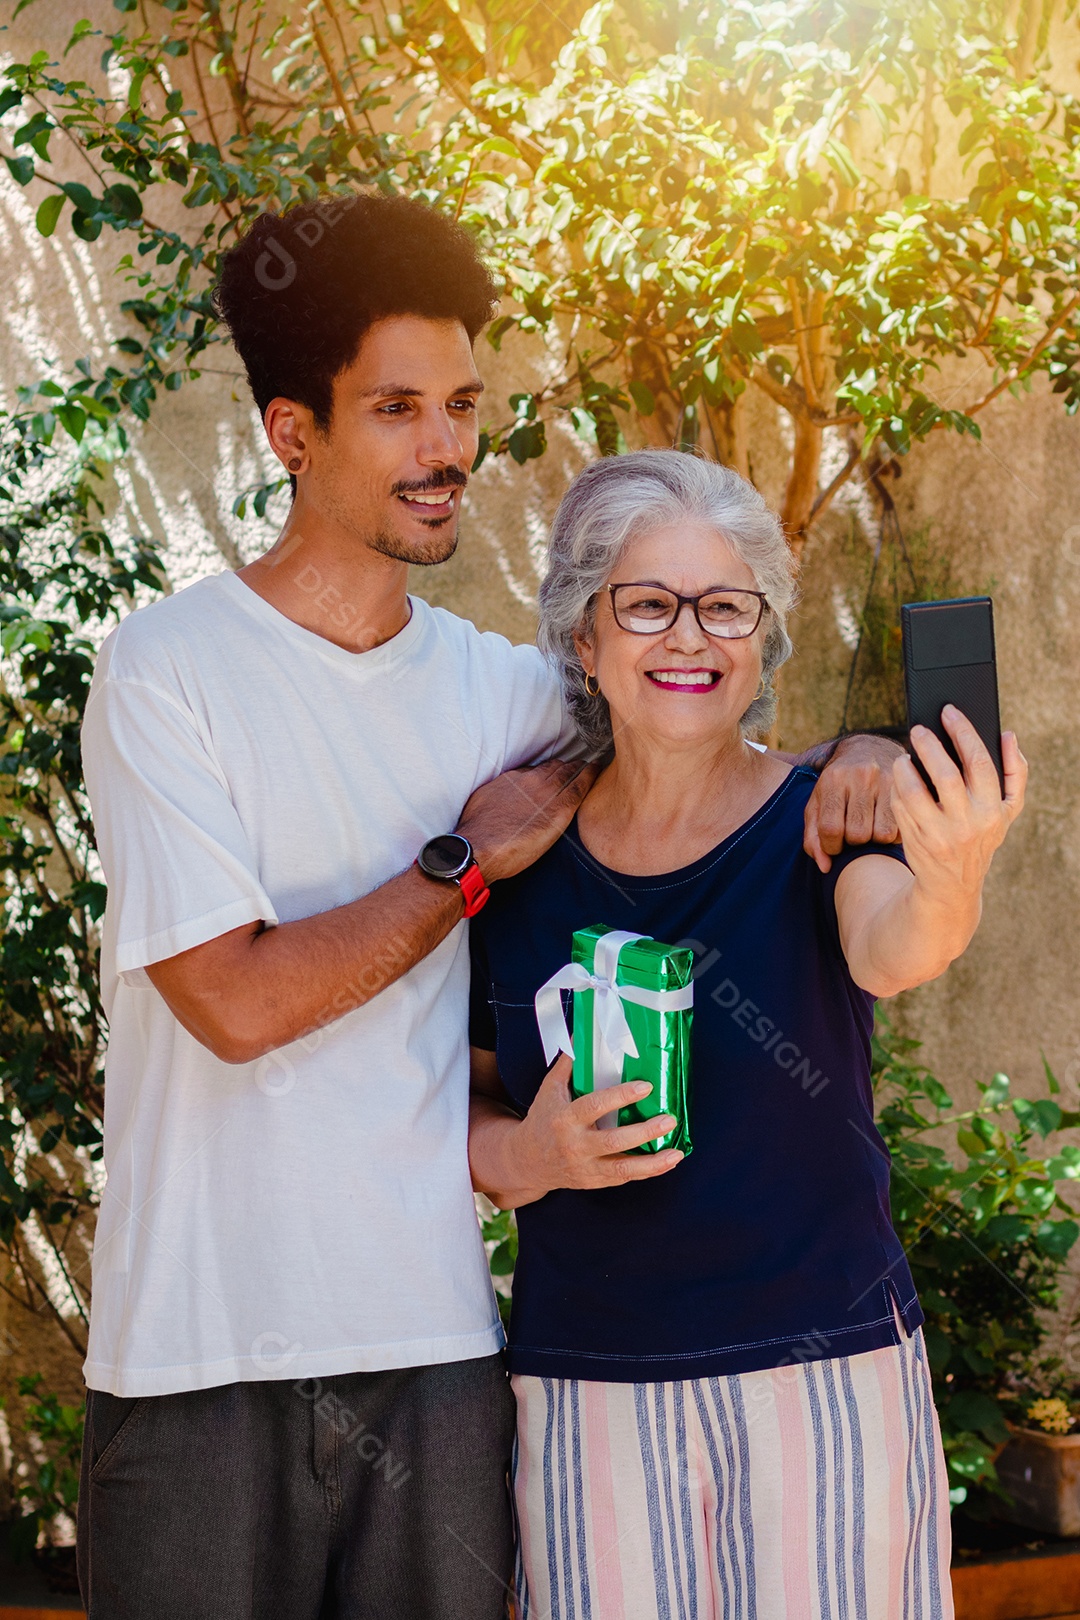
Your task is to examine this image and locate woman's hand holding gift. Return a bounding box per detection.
[469,1051,684,1211]
[836,706,1027,998]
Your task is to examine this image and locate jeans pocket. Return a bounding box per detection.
[87,1390,146,1483]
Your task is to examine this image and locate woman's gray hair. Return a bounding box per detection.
[537,450,797,754]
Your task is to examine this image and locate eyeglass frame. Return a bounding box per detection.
[607,582,769,640]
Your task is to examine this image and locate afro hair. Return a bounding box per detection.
[212,193,499,428]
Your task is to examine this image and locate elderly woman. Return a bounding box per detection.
[467,452,1025,1620]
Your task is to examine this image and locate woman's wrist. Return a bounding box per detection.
[496,1118,550,1206]
[907,873,983,959]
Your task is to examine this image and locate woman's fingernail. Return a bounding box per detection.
[631,1082,652,1097]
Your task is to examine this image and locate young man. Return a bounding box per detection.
[77,194,900,1620]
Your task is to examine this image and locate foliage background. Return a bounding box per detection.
[0,0,1077,1530]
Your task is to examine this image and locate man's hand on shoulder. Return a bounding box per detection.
[457,758,599,882]
[796,734,905,873]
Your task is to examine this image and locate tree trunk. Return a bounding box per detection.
[628,341,682,448]
[702,395,750,478]
[779,414,823,556]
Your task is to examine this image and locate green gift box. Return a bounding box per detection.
[534,925,694,1156]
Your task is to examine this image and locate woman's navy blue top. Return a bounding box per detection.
[469,767,922,1382]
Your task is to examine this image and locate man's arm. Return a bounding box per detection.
[778,732,906,873]
[146,759,595,1064]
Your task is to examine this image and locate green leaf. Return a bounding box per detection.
[55,404,87,443]
[981,1072,1010,1109]
[958,122,984,157]
[1041,1053,1061,1094]
[65,19,96,54]
[184,182,215,210]
[922,1324,952,1374]
[947,1390,1010,1444]
[629,380,656,416]
[1036,1218,1079,1258]
[489,1239,516,1275]
[473,136,521,161]
[61,182,96,214]
[823,139,860,188]
[471,430,490,472]
[5,155,34,186]
[71,211,102,241]
[946,1435,996,1479]
[34,193,64,238]
[102,183,142,222]
[486,315,515,353]
[508,420,546,463]
[0,88,23,118]
[1013,1097,1061,1138]
[1046,1146,1080,1181]
[983,1214,1028,1245]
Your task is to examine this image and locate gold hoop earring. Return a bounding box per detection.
[584,672,600,698]
[754,675,767,703]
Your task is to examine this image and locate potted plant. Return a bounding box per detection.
[993,1395,1080,1537]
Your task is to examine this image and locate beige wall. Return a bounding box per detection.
[1,0,1078,1488]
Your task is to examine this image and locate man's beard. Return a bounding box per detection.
[368,524,460,567]
[365,467,468,565]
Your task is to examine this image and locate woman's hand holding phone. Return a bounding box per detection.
[834,706,1026,999]
[892,705,1026,910]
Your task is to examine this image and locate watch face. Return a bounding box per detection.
[420,833,471,879]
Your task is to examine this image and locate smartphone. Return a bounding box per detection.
[901,596,1004,797]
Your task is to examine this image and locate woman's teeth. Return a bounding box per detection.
[647,670,719,688]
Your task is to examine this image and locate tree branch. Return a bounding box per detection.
[749,361,805,417]
[787,279,823,412]
[807,288,828,398]
[810,440,863,524]
[962,292,1080,420]
[310,14,362,141]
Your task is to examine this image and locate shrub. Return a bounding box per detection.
[873,1020,1080,1506]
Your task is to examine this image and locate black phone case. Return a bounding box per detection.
[901,597,1004,796]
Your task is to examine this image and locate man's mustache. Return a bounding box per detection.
[391,468,468,496]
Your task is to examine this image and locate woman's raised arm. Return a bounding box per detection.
[834,707,1027,998]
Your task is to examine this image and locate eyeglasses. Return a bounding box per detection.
[608,583,768,639]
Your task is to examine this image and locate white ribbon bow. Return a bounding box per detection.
[534,930,694,1105]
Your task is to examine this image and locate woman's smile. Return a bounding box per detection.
[644,667,720,692]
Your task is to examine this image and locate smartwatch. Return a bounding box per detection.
[416,833,491,918]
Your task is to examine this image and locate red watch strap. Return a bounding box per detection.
[458,860,490,918]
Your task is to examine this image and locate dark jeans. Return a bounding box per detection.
[77,1354,515,1620]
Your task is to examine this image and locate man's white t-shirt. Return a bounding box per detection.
[81,572,572,1397]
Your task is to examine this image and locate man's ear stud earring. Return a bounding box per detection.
[288,457,303,472]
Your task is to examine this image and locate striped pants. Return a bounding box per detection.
[511,1328,952,1620]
